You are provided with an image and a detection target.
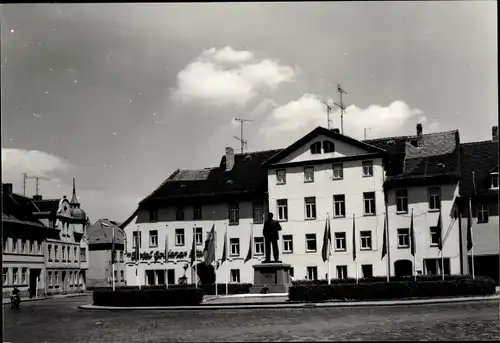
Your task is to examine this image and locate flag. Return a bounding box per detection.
[244,225,254,263]
[219,230,228,269]
[135,229,140,261]
[111,226,116,264]
[352,215,356,261]
[436,209,443,251]
[321,218,331,262]
[190,227,197,266]
[381,215,387,260]
[164,234,169,262]
[410,210,415,256]
[204,224,216,265]
[467,202,473,251]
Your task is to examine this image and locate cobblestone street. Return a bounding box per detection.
[3,295,499,342]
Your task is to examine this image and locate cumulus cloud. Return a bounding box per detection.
[171,46,295,107]
[2,148,73,179]
[259,94,437,146]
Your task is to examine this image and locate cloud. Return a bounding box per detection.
[2,148,73,179]
[171,46,295,107]
[259,94,436,145]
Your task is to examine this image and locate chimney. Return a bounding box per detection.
[492,126,498,141]
[331,128,340,134]
[416,123,423,137]
[33,195,42,201]
[225,147,235,171]
[2,183,13,194]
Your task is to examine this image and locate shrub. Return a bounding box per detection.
[292,274,470,286]
[93,287,204,307]
[288,275,496,302]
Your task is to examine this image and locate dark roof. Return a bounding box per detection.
[120,208,139,229]
[459,140,499,196]
[31,199,59,213]
[139,149,281,205]
[263,126,385,166]
[87,219,125,245]
[1,191,47,229]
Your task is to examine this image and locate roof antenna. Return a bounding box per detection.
[333,84,348,135]
[233,118,254,154]
[323,100,333,130]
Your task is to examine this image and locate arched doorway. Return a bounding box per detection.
[394,259,413,277]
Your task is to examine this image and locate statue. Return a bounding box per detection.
[263,212,282,263]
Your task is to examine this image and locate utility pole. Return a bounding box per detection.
[364,128,372,140]
[233,118,253,154]
[323,100,333,130]
[23,173,51,196]
[333,84,348,135]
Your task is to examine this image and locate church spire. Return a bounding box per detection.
[70,177,79,206]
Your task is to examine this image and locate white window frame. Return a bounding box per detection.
[253,201,264,224]
[80,247,87,262]
[120,270,125,282]
[149,230,158,248]
[429,226,440,246]
[332,163,344,180]
[363,192,376,215]
[193,204,202,220]
[74,247,78,262]
[230,269,240,283]
[362,160,373,177]
[12,239,18,253]
[54,245,59,261]
[396,189,408,213]
[336,265,347,280]
[276,169,286,185]
[195,227,203,245]
[277,199,288,221]
[283,235,293,253]
[477,204,489,223]
[428,187,441,211]
[254,237,264,255]
[132,232,142,248]
[304,166,314,183]
[38,241,43,255]
[333,194,346,217]
[3,238,8,253]
[304,197,317,220]
[305,233,317,252]
[310,142,322,154]
[175,229,185,246]
[307,266,318,280]
[3,268,8,285]
[323,140,335,153]
[48,272,53,287]
[12,268,18,285]
[228,202,239,225]
[360,230,372,250]
[229,238,240,257]
[397,228,410,248]
[334,232,346,251]
[491,172,499,189]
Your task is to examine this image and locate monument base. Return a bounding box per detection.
[249,262,292,294]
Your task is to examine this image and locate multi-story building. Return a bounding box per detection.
[2,183,55,299]
[87,219,126,288]
[457,126,499,284]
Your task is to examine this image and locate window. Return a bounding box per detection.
[3,238,8,253]
[363,192,376,215]
[114,270,118,282]
[54,245,59,261]
[310,142,322,154]
[149,230,158,247]
[30,240,35,254]
[176,207,185,221]
[149,208,158,222]
[12,239,17,253]
[120,270,124,282]
[283,235,293,253]
[230,269,240,283]
[38,241,43,255]
[336,265,347,280]
[397,228,410,248]
[304,167,314,182]
[362,264,373,278]
[80,247,87,262]
[253,201,264,224]
[228,202,239,225]
[333,194,346,217]
[477,204,489,223]
[254,237,264,255]
[304,197,317,220]
[332,163,343,180]
[323,141,335,153]
[276,169,286,185]
[230,238,240,256]
[429,227,440,246]
[62,245,66,261]
[307,266,318,280]
[120,251,124,262]
[360,231,372,250]
[193,204,202,220]
[3,268,8,285]
[305,234,317,252]
[491,172,499,189]
[277,199,288,221]
[74,247,78,262]
[132,231,142,248]
[195,227,203,245]
[334,232,346,251]
[12,268,18,285]
[48,244,52,261]
[362,161,373,177]
[396,189,408,213]
[175,229,185,246]
[424,258,450,276]
[48,272,53,287]
[428,187,441,210]
[22,239,28,254]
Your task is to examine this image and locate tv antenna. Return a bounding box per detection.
[333,84,348,135]
[323,100,333,130]
[23,173,51,196]
[233,118,253,154]
[364,128,372,140]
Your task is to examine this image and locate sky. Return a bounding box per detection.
[1,2,497,223]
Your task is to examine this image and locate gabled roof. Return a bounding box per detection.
[87,218,125,245]
[262,126,385,166]
[120,208,139,230]
[459,140,499,196]
[138,149,281,205]
[2,191,47,229]
[31,199,59,213]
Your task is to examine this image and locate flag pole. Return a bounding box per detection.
[411,209,416,282]
[439,209,445,282]
[385,212,390,282]
[469,197,475,279]
[353,214,358,284]
[327,213,331,285]
[112,226,116,291]
[136,225,141,290]
[225,222,229,295]
[214,227,218,297]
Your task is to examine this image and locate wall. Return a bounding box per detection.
[88,249,126,288]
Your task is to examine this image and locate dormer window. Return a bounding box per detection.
[323,141,335,153]
[491,172,499,189]
[149,209,158,222]
[310,142,321,154]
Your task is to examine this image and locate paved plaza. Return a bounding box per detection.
[3,295,499,342]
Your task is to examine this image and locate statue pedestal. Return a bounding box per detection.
[249,263,292,294]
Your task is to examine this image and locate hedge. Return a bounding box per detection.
[91,283,252,296]
[292,274,471,286]
[288,276,496,302]
[93,287,204,307]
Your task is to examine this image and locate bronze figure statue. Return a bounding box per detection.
[263,212,282,263]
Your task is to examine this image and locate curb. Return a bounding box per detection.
[78,294,499,311]
[3,292,91,305]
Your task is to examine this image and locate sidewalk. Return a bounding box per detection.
[3,292,91,305]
